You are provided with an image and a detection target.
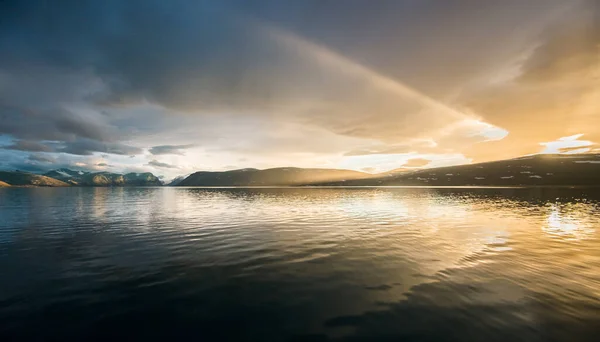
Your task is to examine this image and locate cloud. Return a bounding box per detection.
[149,144,195,155]
[0,0,544,146]
[360,167,376,173]
[3,140,54,152]
[517,14,600,85]
[0,147,147,174]
[0,103,115,143]
[540,134,595,154]
[147,160,179,169]
[558,145,597,154]
[459,0,600,161]
[58,139,142,156]
[401,158,431,168]
[344,140,437,156]
[27,154,56,163]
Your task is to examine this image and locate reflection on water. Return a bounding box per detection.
[0,187,599,341]
[543,203,596,240]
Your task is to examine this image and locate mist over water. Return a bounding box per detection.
[1,187,599,341]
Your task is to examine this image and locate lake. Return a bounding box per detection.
[1,187,599,341]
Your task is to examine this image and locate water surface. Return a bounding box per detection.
[1,187,599,341]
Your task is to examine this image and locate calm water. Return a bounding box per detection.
[1,187,599,341]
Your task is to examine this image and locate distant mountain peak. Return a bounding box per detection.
[0,171,69,187]
[42,169,162,186]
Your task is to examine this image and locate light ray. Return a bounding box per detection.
[264,26,472,122]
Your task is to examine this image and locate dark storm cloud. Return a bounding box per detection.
[147,160,179,169]
[28,154,56,163]
[3,140,55,152]
[58,139,142,156]
[53,114,113,142]
[0,0,299,111]
[149,144,195,155]
[2,137,141,156]
[0,104,115,144]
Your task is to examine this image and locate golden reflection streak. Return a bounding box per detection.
[542,204,595,240]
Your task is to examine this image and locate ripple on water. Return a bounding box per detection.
[0,187,599,341]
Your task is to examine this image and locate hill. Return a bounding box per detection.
[0,180,10,187]
[315,154,600,187]
[0,171,69,187]
[44,169,162,186]
[122,172,163,186]
[177,167,369,186]
[44,168,89,185]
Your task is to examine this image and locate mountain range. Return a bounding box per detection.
[311,154,600,187]
[0,171,70,187]
[177,167,369,186]
[0,169,161,187]
[0,154,599,187]
[175,154,600,187]
[43,168,162,186]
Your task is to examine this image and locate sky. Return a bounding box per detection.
[0,0,598,179]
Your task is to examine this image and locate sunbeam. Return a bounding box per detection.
[263,26,473,122]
